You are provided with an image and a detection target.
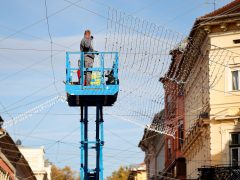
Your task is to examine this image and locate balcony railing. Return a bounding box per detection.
[198,164,240,180]
[65,51,119,96]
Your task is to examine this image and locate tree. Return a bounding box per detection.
[107,166,130,180]
[51,164,80,180]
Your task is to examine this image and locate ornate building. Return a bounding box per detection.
[140,1,240,179]
[0,126,36,180]
[160,43,186,179]
[139,111,165,180]
[18,146,52,180]
[128,163,147,180]
[175,0,240,179]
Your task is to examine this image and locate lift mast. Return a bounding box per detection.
[65,52,119,180]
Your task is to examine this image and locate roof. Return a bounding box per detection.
[201,0,240,18]
[175,0,240,80]
[138,110,164,149]
[188,0,240,37]
[129,163,146,171]
[0,129,36,180]
[160,39,187,83]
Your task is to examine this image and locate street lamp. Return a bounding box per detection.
[0,116,4,129]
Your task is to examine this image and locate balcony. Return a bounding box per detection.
[198,165,240,180]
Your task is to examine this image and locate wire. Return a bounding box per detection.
[164,2,207,25]
[0,0,83,43]
[45,126,79,150]
[44,0,60,96]
[4,96,62,128]
[22,105,55,143]
[0,47,65,52]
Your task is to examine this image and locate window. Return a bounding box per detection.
[232,70,239,91]
[178,120,184,148]
[230,133,240,166]
[167,139,172,160]
[178,86,184,96]
[166,95,176,117]
[233,39,240,44]
[231,147,240,166]
[167,95,172,113]
[231,133,240,145]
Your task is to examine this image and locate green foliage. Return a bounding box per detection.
[51,164,80,180]
[107,166,130,180]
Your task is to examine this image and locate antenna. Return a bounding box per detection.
[206,0,216,11]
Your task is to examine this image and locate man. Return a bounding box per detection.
[80,30,95,86]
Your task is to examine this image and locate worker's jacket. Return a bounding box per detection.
[80,37,95,59]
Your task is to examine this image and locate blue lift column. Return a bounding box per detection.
[80,104,104,180]
[84,105,89,179]
[80,106,84,179]
[96,104,100,180]
[99,105,104,180]
[96,104,104,180]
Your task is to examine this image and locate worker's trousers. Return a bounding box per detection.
[84,56,94,86]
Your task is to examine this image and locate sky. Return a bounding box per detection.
[0,0,233,178]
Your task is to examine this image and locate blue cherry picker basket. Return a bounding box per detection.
[65,51,119,106]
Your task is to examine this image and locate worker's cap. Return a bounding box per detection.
[84,29,91,35]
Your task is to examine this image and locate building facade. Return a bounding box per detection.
[0,128,36,180]
[176,0,240,179]
[128,163,147,180]
[139,112,165,180]
[18,146,52,180]
[160,46,186,179]
[139,1,240,179]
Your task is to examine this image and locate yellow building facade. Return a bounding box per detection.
[128,163,147,180]
[180,1,240,179]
